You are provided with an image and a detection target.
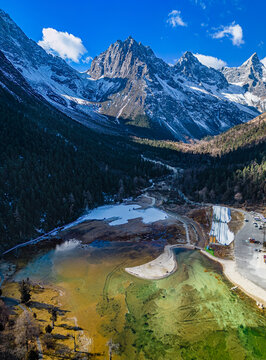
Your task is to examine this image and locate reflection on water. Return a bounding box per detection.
[54,239,81,252]
[14,240,266,359]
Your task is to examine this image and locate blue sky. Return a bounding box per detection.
[0,0,265,71]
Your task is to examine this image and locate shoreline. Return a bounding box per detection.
[125,245,177,280]
[125,244,266,307]
[125,244,194,280]
[201,250,266,307]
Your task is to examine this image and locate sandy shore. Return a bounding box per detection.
[125,245,266,306]
[201,250,266,307]
[125,244,193,280]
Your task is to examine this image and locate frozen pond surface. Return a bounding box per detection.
[63,204,168,230]
[210,205,234,245]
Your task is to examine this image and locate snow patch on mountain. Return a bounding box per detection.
[0,9,263,140]
[155,75,185,101]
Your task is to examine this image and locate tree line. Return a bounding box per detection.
[0,84,168,252]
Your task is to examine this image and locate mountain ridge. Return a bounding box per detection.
[87,38,260,139]
[0,46,168,250]
[222,52,266,112]
[0,8,264,141]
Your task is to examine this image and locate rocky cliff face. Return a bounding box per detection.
[89,37,157,79]
[0,9,125,133]
[0,9,263,140]
[174,51,228,89]
[222,53,266,112]
[88,37,259,139]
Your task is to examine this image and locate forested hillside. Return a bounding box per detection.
[177,113,266,205]
[177,142,265,205]
[193,113,266,155]
[0,46,265,252]
[0,54,167,251]
[133,113,266,206]
[133,112,266,155]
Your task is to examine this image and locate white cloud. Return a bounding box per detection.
[38,28,87,62]
[82,56,93,64]
[194,53,227,69]
[212,22,244,46]
[261,57,266,67]
[191,0,207,9]
[167,10,187,27]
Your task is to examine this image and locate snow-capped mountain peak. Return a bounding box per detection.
[0,9,127,132]
[174,51,228,89]
[86,37,259,139]
[242,52,261,67]
[222,53,266,112]
[0,10,263,140]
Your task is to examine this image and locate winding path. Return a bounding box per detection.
[134,157,266,306]
[2,155,265,307]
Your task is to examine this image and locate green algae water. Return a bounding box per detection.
[14,241,266,359]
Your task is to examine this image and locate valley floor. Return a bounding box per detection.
[1,161,266,359]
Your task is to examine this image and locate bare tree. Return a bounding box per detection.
[0,299,9,331]
[49,308,57,328]
[14,311,40,352]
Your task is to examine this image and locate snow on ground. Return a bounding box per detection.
[62,94,92,106]
[141,155,181,174]
[115,97,130,122]
[62,204,168,230]
[189,86,210,95]
[164,121,180,137]
[155,75,185,101]
[210,205,234,245]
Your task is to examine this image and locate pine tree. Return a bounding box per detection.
[19,279,31,304]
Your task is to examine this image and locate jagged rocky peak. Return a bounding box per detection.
[222,52,266,112]
[222,52,266,100]
[222,52,265,83]
[243,52,261,67]
[0,8,77,77]
[88,36,165,80]
[177,51,199,65]
[0,9,46,68]
[0,8,11,21]
[174,51,202,76]
[238,52,264,78]
[243,53,265,79]
[174,51,228,88]
[0,9,262,140]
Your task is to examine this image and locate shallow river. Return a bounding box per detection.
[12,238,266,360]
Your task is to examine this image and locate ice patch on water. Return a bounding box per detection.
[62,204,168,230]
[83,204,167,226]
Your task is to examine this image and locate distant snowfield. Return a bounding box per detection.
[62,204,168,230]
[210,205,234,245]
